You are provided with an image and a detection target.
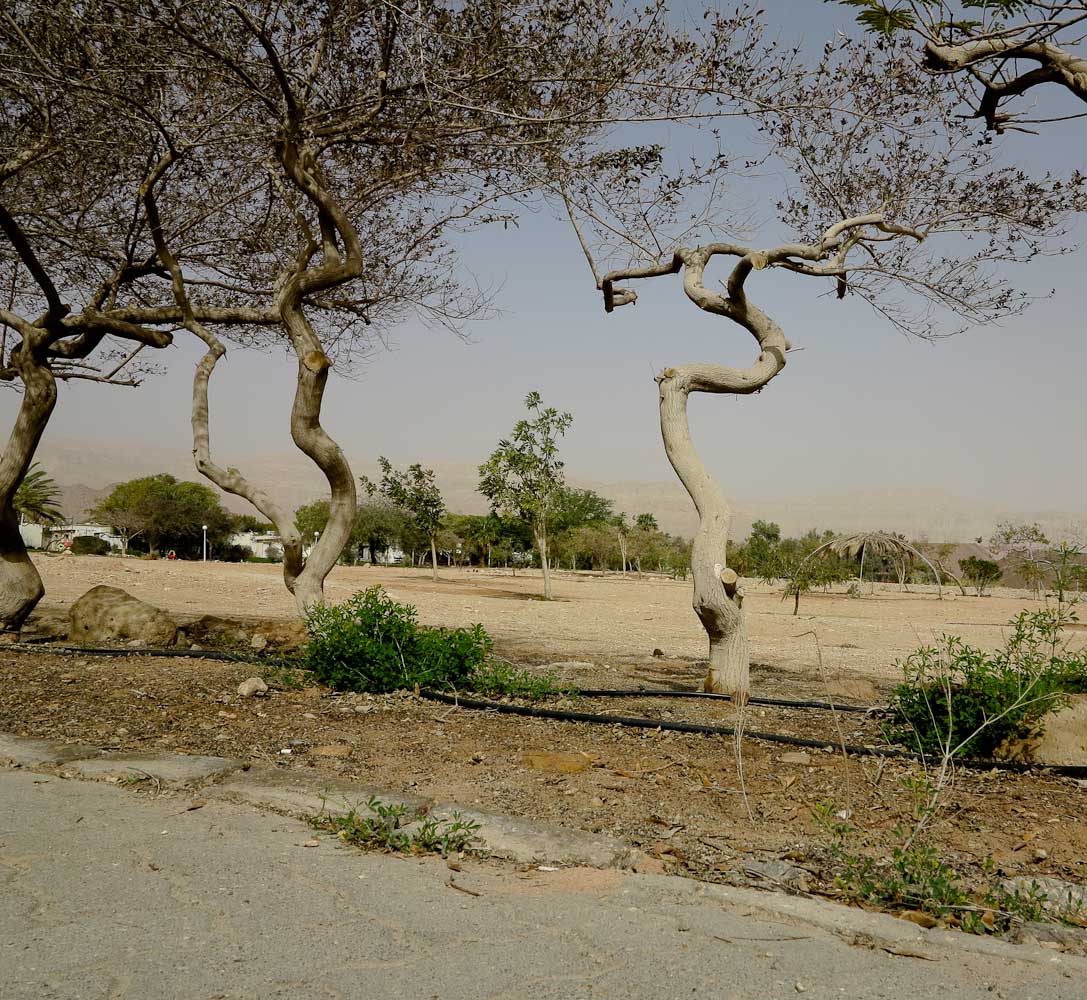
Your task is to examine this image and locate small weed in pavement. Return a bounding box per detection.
[313,795,485,858]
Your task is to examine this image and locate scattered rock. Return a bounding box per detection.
[1011,922,1087,956]
[237,677,269,698]
[249,633,269,652]
[742,860,810,891]
[69,586,178,647]
[630,853,668,875]
[999,694,1087,766]
[126,638,147,648]
[652,648,664,658]
[1003,875,1087,914]
[778,751,811,766]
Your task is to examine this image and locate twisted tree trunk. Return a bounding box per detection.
[651,251,788,702]
[0,340,57,635]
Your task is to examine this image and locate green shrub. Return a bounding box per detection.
[304,586,491,693]
[469,660,575,699]
[71,535,111,555]
[885,608,1087,758]
[958,556,1002,596]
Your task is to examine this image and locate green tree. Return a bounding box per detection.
[552,488,615,533]
[362,459,445,581]
[959,556,1003,597]
[13,464,63,525]
[232,513,272,534]
[294,500,330,549]
[478,392,572,599]
[91,474,232,557]
[635,512,659,532]
[355,500,407,565]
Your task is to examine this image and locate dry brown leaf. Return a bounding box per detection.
[898,910,938,929]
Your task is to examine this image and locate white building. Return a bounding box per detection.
[228,531,284,561]
[21,521,124,552]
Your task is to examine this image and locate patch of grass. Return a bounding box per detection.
[467,660,577,699]
[312,795,485,858]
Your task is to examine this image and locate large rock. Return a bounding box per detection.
[69,586,178,647]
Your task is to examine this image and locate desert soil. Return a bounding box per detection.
[4,554,1086,928]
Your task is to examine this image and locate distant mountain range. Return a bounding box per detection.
[38,437,1084,543]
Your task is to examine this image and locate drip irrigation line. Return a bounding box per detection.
[420,690,1087,780]
[572,688,873,713]
[2,644,279,664]
[8,643,1087,778]
[3,647,871,713]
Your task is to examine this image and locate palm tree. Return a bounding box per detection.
[13,464,64,525]
[800,530,941,596]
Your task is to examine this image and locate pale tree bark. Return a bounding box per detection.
[597,215,923,701]
[654,265,788,699]
[0,340,56,635]
[429,533,439,583]
[535,519,553,600]
[142,150,354,617]
[923,35,1087,132]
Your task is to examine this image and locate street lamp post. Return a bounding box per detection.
[202,524,208,562]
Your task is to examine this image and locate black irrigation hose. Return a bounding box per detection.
[420,690,1087,780]
[9,643,1087,778]
[6,647,871,712]
[2,644,279,664]
[572,688,874,714]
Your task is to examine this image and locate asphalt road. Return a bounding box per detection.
[1,769,1081,1000]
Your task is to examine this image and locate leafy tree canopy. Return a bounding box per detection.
[91,474,232,556]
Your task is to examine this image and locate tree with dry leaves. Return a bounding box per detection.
[0,0,726,627]
[565,36,1085,701]
[839,0,1086,135]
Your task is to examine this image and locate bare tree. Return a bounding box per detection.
[2,0,717,620]
[566,38,1085,700]
[840,0,1087,134]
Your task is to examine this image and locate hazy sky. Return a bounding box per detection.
[9,4,1087,516]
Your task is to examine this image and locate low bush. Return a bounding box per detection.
[469,660,575,699]
[304,586,492,693]
[71,535,111,555]
[885,608,1087,758]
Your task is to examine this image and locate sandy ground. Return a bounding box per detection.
[28,553,1074,688]
[6,554,1087,933]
